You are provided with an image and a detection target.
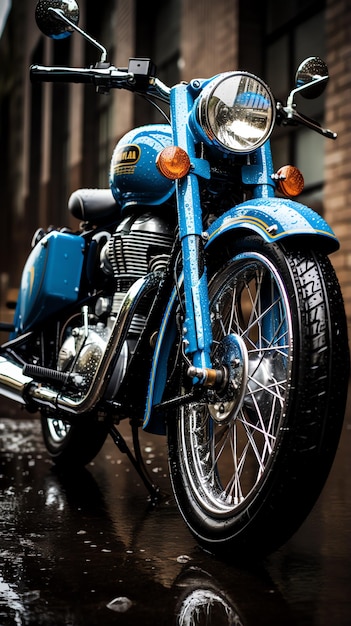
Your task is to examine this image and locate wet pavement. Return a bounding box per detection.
[0,386,351,626]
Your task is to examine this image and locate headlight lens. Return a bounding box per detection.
[197,72,275,153]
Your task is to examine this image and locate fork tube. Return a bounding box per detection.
[170,83,212,370]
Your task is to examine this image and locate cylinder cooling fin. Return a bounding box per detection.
[100,211,174,332]
[101,212,174,285]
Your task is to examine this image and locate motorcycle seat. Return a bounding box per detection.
[68,188,120,222]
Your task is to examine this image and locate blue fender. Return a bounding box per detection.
[143,286,178,434]
[206,197,339,252]
[143,197,339,433]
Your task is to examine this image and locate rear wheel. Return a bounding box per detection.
[39,310,111,468]
[41,414,109,468]
[168,237,349,558]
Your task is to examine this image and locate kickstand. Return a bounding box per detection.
[109,423,161,504]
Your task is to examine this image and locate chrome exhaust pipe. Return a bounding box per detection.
[0,275,156,415]
[0,356,33,404]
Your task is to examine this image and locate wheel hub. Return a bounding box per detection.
[208,334,248,424]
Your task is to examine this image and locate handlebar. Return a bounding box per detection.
[30,64,336,139]
[289,108,337,139]
[276,102,337,140]
[30,64,132,85]
[30,64,171,102]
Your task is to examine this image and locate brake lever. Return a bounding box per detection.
[276,102,337,140]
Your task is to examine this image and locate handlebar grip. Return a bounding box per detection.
[30,65,95,84]
[29,63,171,102]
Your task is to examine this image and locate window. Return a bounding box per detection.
[135,0,180,126]
[97,100,113,187]
[264,2,326,212]
[28,40,44,227]
[51,37,71,223]
[83,1,115,188]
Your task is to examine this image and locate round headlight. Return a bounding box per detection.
[196,72,276,154]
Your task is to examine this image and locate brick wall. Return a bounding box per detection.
[180,0,239,80]
[324,0,351,339]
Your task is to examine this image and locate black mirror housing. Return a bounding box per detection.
[35,0,79,40]
[295,57,329,99]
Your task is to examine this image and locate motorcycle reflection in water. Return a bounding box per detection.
[0,419,298,626]
[0,0,349,561]
[172,568,244,626]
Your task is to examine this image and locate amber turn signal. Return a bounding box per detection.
[156,146,191,180]
[275,165,304,197]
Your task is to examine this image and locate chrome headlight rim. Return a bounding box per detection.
[196,71,276,154]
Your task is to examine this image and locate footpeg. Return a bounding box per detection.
[22,364,79,388]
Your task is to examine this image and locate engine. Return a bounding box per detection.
[100,211,174,330]
[57,211,174,396]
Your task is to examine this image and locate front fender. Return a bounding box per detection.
[143,196,339,433]
[206,197,339,253]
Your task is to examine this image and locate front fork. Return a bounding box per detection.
[170,82,276,390]
[170,83,213,377]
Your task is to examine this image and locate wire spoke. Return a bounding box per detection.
[179,252,293,517]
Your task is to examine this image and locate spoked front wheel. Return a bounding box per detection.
[168,237,349,558]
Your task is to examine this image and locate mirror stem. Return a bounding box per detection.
[48,8,108,63]
[286,75,329,113]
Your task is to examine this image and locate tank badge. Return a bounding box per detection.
[29,266,35,296]
[112,144,141,176]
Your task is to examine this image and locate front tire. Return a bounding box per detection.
[168,237,349,558]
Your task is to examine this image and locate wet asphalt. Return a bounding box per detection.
[0,384,350,626]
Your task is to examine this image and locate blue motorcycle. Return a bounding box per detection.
[0,0,348,558]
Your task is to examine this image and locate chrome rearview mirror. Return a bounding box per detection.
[35,0,80,40]
[294,56,329,99]
[35,1,108,63]
[285,56,329,113]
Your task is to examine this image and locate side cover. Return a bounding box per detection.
[13,231,85,334]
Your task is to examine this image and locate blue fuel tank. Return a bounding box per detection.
[109,124,175,211]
